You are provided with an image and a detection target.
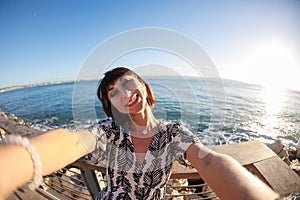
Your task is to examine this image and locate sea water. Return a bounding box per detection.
[0,77,299,147]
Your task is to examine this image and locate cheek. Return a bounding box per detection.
[111,98,120,108]
[141,86,148,98]
[111,97,127,113]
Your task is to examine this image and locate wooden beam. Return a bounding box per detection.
[211,140,276,165]
[80,168,101,199]
[254,155,300,196]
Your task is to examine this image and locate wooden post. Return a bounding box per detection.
[80,168,101,199]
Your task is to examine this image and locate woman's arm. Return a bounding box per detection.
[0,129,96,199]
[186,142,279,200]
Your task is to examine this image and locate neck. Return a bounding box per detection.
[129,106,158,132]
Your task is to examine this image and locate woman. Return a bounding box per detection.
[0,67,278,200]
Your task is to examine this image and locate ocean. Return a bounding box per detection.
[1,77,299,147]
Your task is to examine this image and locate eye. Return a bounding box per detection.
[121,77,131,85]
[110,89,118,97]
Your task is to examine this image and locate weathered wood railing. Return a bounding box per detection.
[1,116,300,199]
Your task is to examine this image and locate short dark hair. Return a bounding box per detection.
[97,67,156,122]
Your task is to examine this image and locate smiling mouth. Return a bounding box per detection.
[127,92,139,106]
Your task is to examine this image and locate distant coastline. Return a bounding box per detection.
[0,80,86,93]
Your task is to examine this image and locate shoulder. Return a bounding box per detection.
[89,118,120,140]
[163,120,181,130]
[90,118,118,130]
[163,120,189,134]
[163,120,199,143]
[97,118,115,127]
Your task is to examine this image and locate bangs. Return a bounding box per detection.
[97,68,131,101]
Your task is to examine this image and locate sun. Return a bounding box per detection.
[243,38,300,91]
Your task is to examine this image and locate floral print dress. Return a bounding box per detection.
[83,118,199,200]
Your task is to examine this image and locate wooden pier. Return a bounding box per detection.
[1,116,300,199]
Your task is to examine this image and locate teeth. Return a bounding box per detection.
[128,93,138,106]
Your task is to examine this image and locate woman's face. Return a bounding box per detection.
[107,74,147,115]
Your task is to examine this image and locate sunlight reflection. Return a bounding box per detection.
[254,85,289,139]
[261,85,287,115]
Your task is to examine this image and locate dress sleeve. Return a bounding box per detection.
[81,118,115,167]
[172,122,200,168]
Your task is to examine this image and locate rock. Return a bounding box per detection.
[167,189,183,200]
[287,146,297,160]
[13,117,19,123]
[202,185,217,200]
[287,146,300,160]
[278,149,289,159]
[1,112,9,119]
[168,179,188,187]
[269,139,285,154]
[166,179,188,196]
[181,190,198,200]
[296,147,300,160]
[166,179,198,200]
[0,128,7,137]
[290,159,300,177]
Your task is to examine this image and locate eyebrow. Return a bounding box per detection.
[107,76,125,94]
[108,86,113,92]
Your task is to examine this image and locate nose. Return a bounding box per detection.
[119,86,131,98]
[124,89,132,98]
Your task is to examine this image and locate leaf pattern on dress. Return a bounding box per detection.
[133,172,142,185]
[144,168,163,188]
[134,187,151,200]
[149,130,167,152]
[116,171,131,192]
[107,192,114,200]
[99,118,116,140]
[150,188,162,200]
[117,133,134,172]
[116,192,131,200]
[167,121,181,137]
[144,158,163,188]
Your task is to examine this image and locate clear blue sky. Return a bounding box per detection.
[1,0,299,90]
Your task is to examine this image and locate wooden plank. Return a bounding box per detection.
[253,156,300,196]
[6,186,59,200]
[0,117,42,137]
[170,140,276,179]
[244,164,269,186]
[211,140,276,165]
[170,162,199,179]
[72,161,106,173]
